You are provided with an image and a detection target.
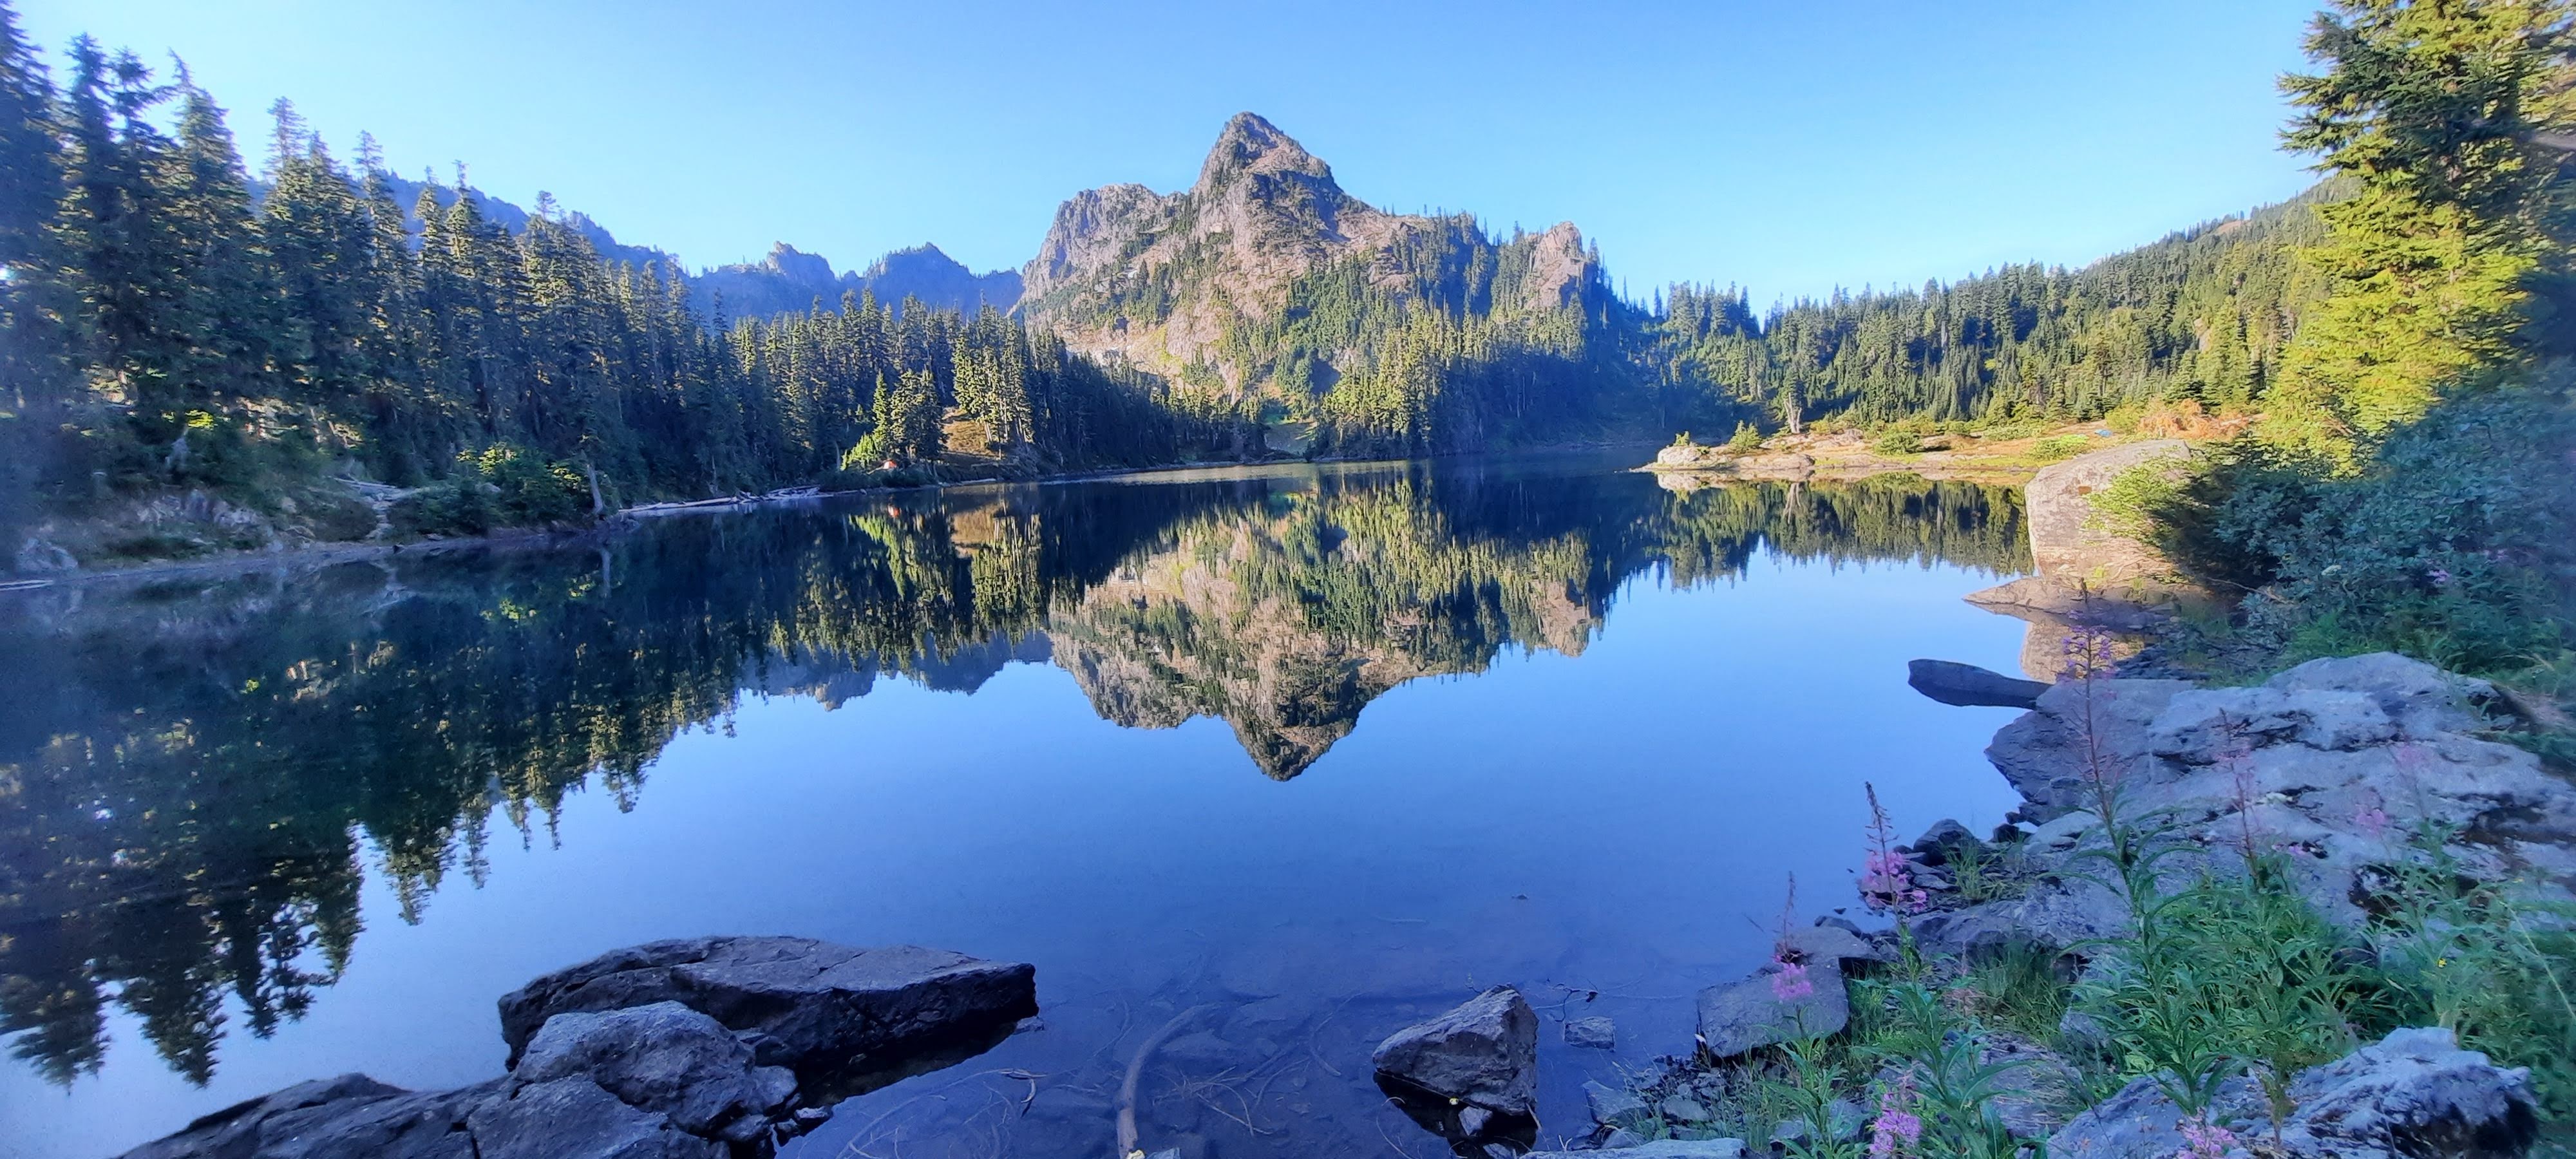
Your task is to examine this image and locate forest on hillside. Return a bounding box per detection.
[0,0,2566,600]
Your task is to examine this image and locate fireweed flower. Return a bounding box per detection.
[2177,1116,2237,1159]
[1769,955,1814,1002]
[2354,795,2391,842]
[2427,567,2453,587]
[1860,783,1929,915]
[1868,1072,1923,1159]
[1861,849,1929,914]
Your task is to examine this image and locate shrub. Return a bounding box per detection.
[2146,391,2575,674]
[389,445,593,538]
[2029,435,2090,462]
[1728,422,1763,451]
[1872,427,1923,456]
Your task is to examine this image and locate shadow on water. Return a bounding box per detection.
[0,455,2027,1145]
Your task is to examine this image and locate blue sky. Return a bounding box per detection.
[23,1,2324,305]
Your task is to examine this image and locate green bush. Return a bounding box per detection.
[2147,391,2574,674]
[1728,422,1764,451]
[389,445,593,538]
[1871,427,1923,456]
[2030,434,2090,462]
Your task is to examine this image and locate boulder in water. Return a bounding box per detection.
[1370,985,1538,1117]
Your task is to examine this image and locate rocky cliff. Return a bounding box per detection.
[1016,113,1604,400]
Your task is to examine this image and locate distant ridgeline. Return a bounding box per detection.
[0,464,2026,1084]
[0,4,2342,543]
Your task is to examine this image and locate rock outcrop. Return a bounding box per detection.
[1692,925,1879,1058]
[497,936,1037,1083]
[1908,658,2050,708]
[117,939,1036,1159]
[2045,1028,2537,1159]
[1370,986,1539,1118]
[1016,112,1601,395]
[2021,438,2190,597]
[1976,652,2573,930]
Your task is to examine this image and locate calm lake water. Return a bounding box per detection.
[1,454,2044,1158]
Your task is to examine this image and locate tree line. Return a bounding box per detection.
[0,5,1224,549]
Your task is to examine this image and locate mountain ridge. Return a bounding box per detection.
[1016,112,1608,403]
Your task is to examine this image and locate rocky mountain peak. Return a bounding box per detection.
[762,242,837,287]
[1193,111,1335,196]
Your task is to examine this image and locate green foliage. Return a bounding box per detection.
[2371,821,2576,1118]
[2148,391,2574,674]
[1657,191,2332,430]
[1727,421,1763,451]
[0,25,1231,565]
[1870,427,1922,456]
[387,444,590,537]
[2269,0,2573,458]
[2029,434,2090,462]
[2085,461,2187,542]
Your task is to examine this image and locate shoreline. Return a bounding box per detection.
[3,442,1662,591]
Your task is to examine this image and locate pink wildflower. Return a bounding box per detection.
[1770,956,1814,1002]
[1860,784,1931,915]
[2427,567,2453,588]
[2177,1116,2237,1159]
[1868,1072,1923,1159]
[1861,849,1929,914]
[2354,795,2390,842]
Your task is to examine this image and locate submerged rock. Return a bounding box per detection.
[1909,659,2051,709]
[1565,1015,1616,1049]
[1370,985,1539,1117]
[497,936,1037,1083]
[1586,1079,1649,1129]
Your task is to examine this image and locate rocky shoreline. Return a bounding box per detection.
[117,938,1039,1159]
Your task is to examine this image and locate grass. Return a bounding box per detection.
[1622,668,2576,1156]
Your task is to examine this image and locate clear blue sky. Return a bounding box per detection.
[22,0,2324,305]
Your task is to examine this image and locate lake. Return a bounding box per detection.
[0,453,2045,1158]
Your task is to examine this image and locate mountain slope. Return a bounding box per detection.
[1016,113,1652,454]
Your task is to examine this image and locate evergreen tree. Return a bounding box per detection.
[0,0,68,530]
[2271,0,2575,458]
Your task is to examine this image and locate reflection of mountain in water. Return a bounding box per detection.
[0,462,2024,1082]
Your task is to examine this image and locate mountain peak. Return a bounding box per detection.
[1194,111,1332,194]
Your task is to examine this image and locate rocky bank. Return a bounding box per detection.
[113,938,1037,1159]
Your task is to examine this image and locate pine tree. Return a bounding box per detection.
[2271,0,2574,458]
[0,0,69,525]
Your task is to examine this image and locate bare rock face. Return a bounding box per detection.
[1370,985,1539,1117]
[496,936,1037,1079]
[509,1002,795,1144]
[1018,112,1600,393]
[1983,676,2198,822]
[2271,1028,2539,1158]
[1984,652,2575,928]
[2045,1028,2536,1159]
[2023,439,2190,596]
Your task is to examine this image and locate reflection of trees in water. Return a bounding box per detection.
[0,467,2022,1082]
